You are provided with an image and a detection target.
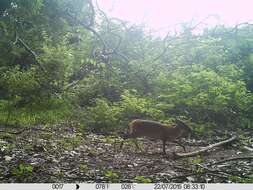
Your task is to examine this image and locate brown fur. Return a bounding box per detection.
[120,119,192,154]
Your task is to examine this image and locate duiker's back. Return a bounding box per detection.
[130,119,169,139]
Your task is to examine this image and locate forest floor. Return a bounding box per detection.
[0,123,252,183]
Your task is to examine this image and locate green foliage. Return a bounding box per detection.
[81,98,120,133]
[116,91,165,122]
[13,0,44,16]
[104,169,119,183]
[79,164,88,173]
[192,122,216,136]
[229,175,253,183]
[102,136,117,144]
[188,155,204,165]
[0,142,16,154]
[0,0,252,134]
[12,163,33,182]
[134,175,152,183]
[58,136,82,150]
[40,39,75,86]
[81,91,165,133]
[154,64,253,127]
[0,66,40,104]
[0,99,72,126]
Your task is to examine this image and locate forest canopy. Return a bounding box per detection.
[0,0,253,133]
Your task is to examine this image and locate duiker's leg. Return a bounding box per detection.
[173,140,186,152]
[132,138,142,151]
[119,139,125,149]
[162,140,166,154]
[119,133,130,150]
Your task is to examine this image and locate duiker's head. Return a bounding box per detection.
[175,119,192,137]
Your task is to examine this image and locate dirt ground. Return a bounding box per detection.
[0,123,252,183]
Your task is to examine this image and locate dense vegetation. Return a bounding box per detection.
[1,0,252,134]
[0,0,253,183]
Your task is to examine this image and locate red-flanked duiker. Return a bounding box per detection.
[120,119,192,154]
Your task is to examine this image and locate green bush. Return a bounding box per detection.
[153,65,253,128]
[11,163,34,182]
[0,66,40,105]
[81,91,165,133]
[115,90,165,126]
[81,91,165,132]
[81,98,120,133]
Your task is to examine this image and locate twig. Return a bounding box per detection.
[14,31,46,73]
[229,22,253,33]
[196,164,230,177]
[95,0,129,63]
[242,146,253,152]
[66,1,107,52]
[64,0,130,90]
[174,136,238,158]
[165,171,208,181]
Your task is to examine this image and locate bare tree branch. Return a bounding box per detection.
[13,31,46,73]
[66,1,107,51]
[94,0,130,63]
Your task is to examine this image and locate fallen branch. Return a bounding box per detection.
[174,136,238,158]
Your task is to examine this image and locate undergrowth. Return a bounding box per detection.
[0,99,72,126]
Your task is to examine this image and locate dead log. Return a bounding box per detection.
[174,136,238,158]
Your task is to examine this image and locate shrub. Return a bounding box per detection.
[81,91,165,133]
